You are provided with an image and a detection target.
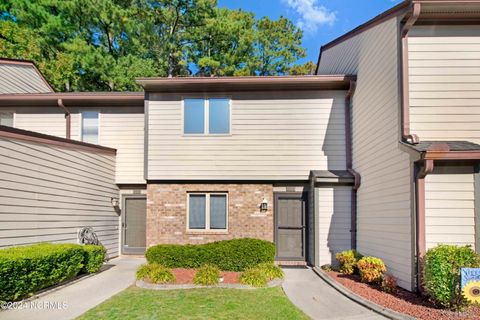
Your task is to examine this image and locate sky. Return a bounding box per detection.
[218,0,404,64]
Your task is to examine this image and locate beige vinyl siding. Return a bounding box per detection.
[409,26,480,144]
[318,17,413,289]
[14,107,67,138]
[425,166,476,250]
[315,186,351,266]
[0,63,52,94]
[147,91,347,181]
[0,136,119,257]
[70,107,145,184]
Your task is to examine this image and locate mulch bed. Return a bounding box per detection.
[326,270,480,320]
[172,268,240,285]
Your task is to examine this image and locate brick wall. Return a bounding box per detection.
[146,183,274,246]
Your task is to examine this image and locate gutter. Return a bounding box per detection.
[57,99,71,139]
[400,2,421,144]
[345,80,361,249]
[414,159,434,291]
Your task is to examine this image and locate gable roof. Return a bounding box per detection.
[315,0,480,73]
[0,58,54,94]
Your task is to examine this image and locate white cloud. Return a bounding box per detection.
[283,0,336,33]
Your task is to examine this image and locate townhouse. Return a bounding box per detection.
[0,0,479,291]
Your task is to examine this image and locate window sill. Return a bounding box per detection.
[186,230,229,235]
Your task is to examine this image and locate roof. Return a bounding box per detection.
[404,140,480,160]
[0,125,116,155]
[315,0,480,73]
[0,58,54,94]
[136,75,355,92]
[310,170,355,184]
[0,92,144,107]
[410,141,480,152]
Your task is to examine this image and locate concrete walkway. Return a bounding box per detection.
[282,268,387,320]
[0,256,145,320]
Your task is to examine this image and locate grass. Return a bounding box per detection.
[77,286,308,320]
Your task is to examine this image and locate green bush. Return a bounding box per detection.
[335,250,363,275]
[193,265,221,286]
[255,263,284,281]
[0,243,85,301]
[357,256,386,283]
[136,263,175,284]
[240,268,269,287]
[146,238,275,271]
[82,245,106,273]
[423,245,480,310]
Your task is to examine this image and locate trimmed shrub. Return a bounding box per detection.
[146,238,275,271]
[255,263,284,281]
[240,268,269,287]
[82,245,106,273]
[423,245,480,310]
[381,274,397,294]
[193,265,220,286]
[136,263,175,284]
[0,243,85,301]
[357,256,386,283]
[335,250,363,275]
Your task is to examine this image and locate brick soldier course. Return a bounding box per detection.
[146,184,274,246]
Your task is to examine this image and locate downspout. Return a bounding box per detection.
[57,99,71,139]
[345,79,361,249]
[415,158,434,291]
[400,2,421,144]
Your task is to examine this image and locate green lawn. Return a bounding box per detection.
[77,286,309,320]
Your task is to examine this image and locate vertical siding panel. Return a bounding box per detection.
[425,166,476,250]
[0,136,120,258]
[319,17,413,289]
[409,26,480,144]
[316,186,352,266]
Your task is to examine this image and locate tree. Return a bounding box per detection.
[287,61,316,75]
[250,17,306,76]
[0,0,311,91]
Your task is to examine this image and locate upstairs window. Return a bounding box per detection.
[0,111,14,127]
[81,111,99,144]
[183,98,230,135]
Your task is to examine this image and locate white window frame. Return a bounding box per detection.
[182,96,232,136]
[79,110,101,144]
[0,110,15,127]
[186,193,229,232]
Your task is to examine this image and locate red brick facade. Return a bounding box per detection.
[146,183,274,246]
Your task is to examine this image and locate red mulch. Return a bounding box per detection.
[326,270,480,320]
[171,268,240,285]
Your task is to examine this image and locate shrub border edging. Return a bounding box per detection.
[136,279,283,290]
[312,267,415,320]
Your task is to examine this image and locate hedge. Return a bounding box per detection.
[82,245,107,274]
[423,245,480,310]
[0,243,106,302]
[146,238,275,271]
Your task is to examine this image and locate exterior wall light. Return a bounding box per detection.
[111,197,121,214]
[260,198,268,211]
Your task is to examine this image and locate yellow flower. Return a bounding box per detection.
[463,281,480,304]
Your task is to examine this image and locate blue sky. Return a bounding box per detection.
[218,0,404,63]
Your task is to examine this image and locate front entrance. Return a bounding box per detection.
[274,193,306,261]
[122,196,146,254]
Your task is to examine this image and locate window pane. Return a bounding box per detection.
[209,99,230,134]
[189,195,206,229]
[0,112,13,127]
[82,111,99,144]
[210,195,227,229]
[184,99,205,134]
